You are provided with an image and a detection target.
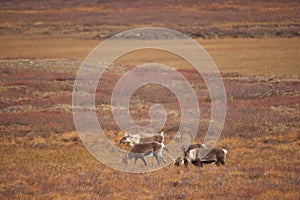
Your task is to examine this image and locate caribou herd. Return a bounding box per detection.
[119,131,228,168]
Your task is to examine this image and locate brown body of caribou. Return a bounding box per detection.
[175,143,228,167]
[119,132,164,147]
[122,141,166,166]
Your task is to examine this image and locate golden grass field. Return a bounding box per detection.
[1,36,299,76]
[0,0,299,199]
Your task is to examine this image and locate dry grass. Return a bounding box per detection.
[0,0,299,199]
[0,36,98,60]
[1,36,299,76]
[0,57,299,199]
[0,131,299,199]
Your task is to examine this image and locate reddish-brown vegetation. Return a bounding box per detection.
[0,0,299,199]
[0,59,299,199]
[0,0,299,39]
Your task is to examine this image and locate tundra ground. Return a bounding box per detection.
[0,0,299,199]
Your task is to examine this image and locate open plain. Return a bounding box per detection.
[0,0,299,199]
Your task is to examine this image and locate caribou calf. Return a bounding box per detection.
[122,142,166,166]
[119,131,164,147]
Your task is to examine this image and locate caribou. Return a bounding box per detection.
[174,143,205,166]
[119,131,164,147]
[175,144,228,167]
[122,141,166,166]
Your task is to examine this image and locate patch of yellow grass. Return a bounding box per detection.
[1,37,299,76]
[30,136,46,149]
[258,190,299,200]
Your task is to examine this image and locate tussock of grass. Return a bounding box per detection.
[59,131,79,143]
